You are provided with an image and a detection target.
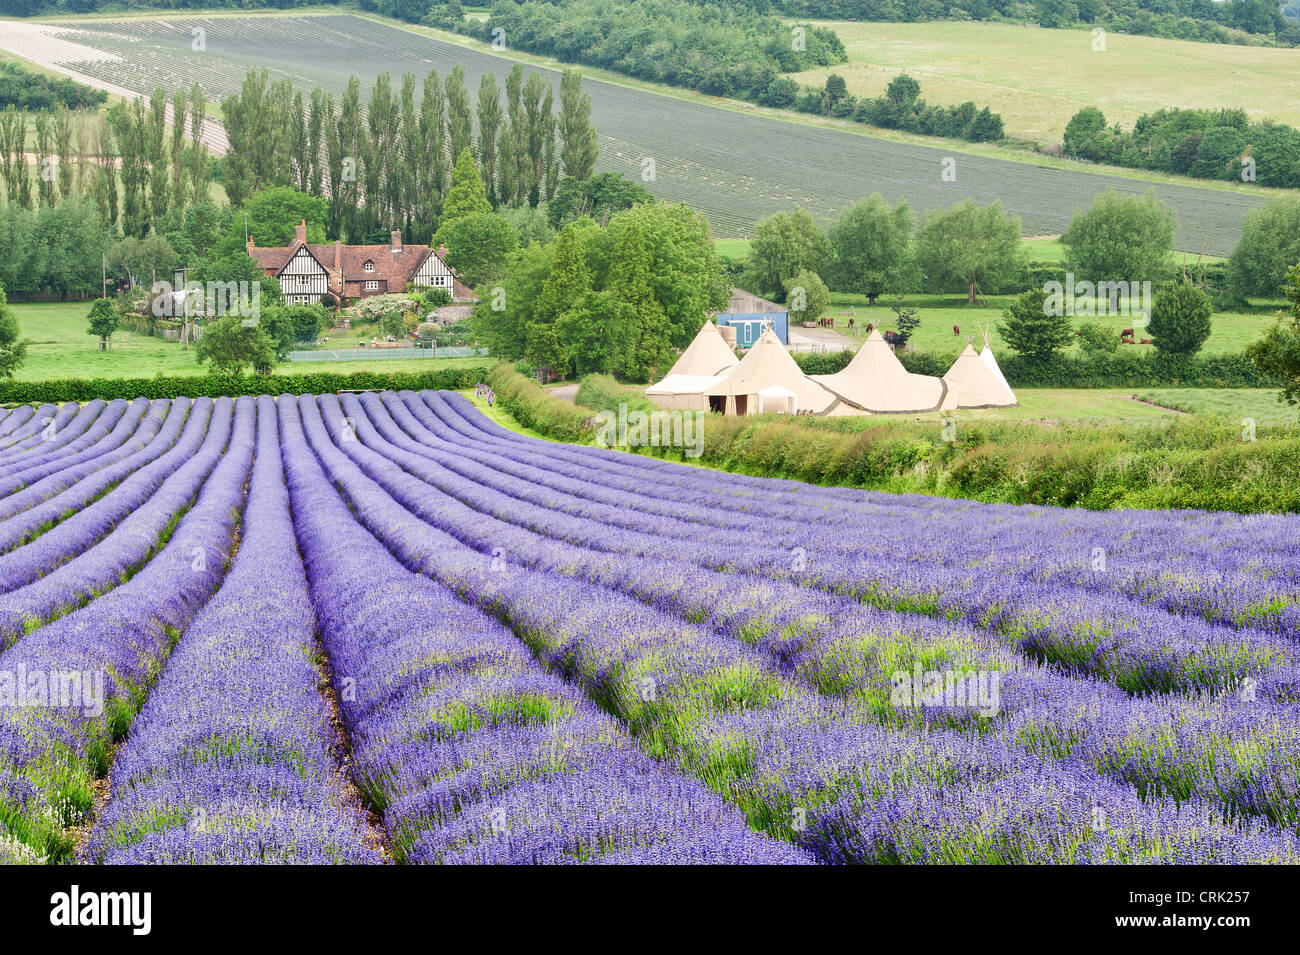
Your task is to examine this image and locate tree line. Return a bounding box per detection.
[0,82,211,238]
[762,72,1004,143]
[0,62,108,111]
[220,63,598,244]
[458,0,846,100]
[698,0,1299,46]
[1064,106,1300,190]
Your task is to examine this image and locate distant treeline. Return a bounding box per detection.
[12,0,1299,47]
[1064,106,1300,189]
[455,0,847,98]
[714,0,1300,46]
[769,72,1004,143]
[0,62,108,111]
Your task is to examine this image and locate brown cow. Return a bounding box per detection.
[953,324,961,336]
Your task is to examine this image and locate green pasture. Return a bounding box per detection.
[7,301,482,381]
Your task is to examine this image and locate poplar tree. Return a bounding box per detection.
[476,73,502,207]
[419,69,448,235]
[147,87,170,222]
[500,65,528,208]
[188,84,210,203]
[171,89,188,210]
[53,108,74,201]
[33,112,54,207]
[559,69,597,181]
[445,66,473,169]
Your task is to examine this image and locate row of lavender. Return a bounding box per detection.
[287,391,1299,862]
[1,389,1296,863]
[0,398,803,863]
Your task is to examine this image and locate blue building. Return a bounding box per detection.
[714,288,788,347]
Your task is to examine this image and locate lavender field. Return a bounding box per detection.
[1,391,1297,865]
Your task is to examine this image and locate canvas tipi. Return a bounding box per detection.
[646,320,740,411]
[811,329,958,414]
[943,343,1018,408]
[980,345,1012,396]
[704,327,836,415]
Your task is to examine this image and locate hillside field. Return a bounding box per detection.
[3,11,1278,253]
[789,21,1300,145]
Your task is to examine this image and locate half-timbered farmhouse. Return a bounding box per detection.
[246,220,476,306]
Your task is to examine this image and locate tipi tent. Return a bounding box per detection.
[757,384,798,414]
[980,345,1013,396]
[943,344,1018,408]
[811,329,958,415]
[704,327,836,415]
[646,321,740,411]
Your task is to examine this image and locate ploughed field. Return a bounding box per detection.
[17,13,1274,251]
[0,391,1298,864]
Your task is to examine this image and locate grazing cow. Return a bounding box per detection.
[1121,328,1134,338]
[865,322,874,334]
[1139,338,1153,345]
[847,317,855,329]
[953,324,961,337]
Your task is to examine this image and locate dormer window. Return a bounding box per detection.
[364,261,375,273]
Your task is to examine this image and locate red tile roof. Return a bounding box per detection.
[248,223,476,302]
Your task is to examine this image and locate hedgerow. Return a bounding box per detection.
[478,368,1300,513]
[0,366,491,404]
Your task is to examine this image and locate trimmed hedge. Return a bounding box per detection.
[487,364,594,443]
[993,352,1276,388]
[485,366,1300,514]
[0,366,493,404]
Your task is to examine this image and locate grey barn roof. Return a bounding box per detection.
[716,287,786,315]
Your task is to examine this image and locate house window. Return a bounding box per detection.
[364,261,375,273]
[297,275,310,286]
[365,280,379,291]
[292,294,312,305]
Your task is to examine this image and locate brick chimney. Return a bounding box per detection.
[334,240,343,290]
[246,235,255,253]
[294,218,307,245]
[437,244,448,258]
[391,230,402,253]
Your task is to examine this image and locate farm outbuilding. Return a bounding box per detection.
[646,320,740,411]
[714,288,788,347]
[943,344,1018,408]
[812,329,959,415]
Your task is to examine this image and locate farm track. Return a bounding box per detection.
[1,390,1298,864]
[0,13,1277,253]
